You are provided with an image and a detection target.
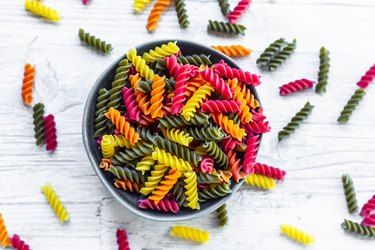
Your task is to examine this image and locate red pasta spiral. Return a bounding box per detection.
[242,120,271,134]
[11,234,30,250]
[164,54,181,76]
[200,67,234,99]
[253,162,286,181]
[227,0,252,24]
[122,87,141,122]
[43,114,57,151]
[360,195,375,218]
[213,61,261,87]
[251,108,266,122]
[227,150,244,182]
[361,214,375,227]
[199,157,214,174]
[243,135,259,174]
[221,137,237,153]
[201,100,241,113]
[279,78,315,96]
[357,64,375,89]
[170,65,192,114]
[138,198,180,213]
[116,228,130,250]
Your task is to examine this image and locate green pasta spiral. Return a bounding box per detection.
[135,126,158,142]
[202,141,229,169]
[216,203,228,227]
[199,183,232,202]
[218,0,230,16]
[278,102,314,141]
[137,80,153,94]
[164,78,176,92]
[342,174,358,214]
[111,141,153,164]
[94,88,109,137]
[155,55,212,73]
[256,38,287,67]
[341,219,375,238]
[196,171,222,184]
[158,112,211,129]
[108,59,132,110]
[78,28,113,54]
[207,20,246,36]
[33,103,45,145]
[268,39,297,71]
[337,89,365,124]
[315,47,330,93]
[174,0,189,29]
[186,126,227,141]
[109,166,145,184]
[173,180,187,207]
[153,136,202,166]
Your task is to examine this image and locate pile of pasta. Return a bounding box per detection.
[94,41,272,213]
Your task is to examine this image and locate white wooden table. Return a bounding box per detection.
[1,0,375,249]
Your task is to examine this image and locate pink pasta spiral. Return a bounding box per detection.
[200,67,234,99]
[242,120,271,134]
[361,214,375,227]
[122,87,141,122]
[251,108,266,122]
[43,114,57,151]
[11,234,30,250]
[164,54,181,76]
[170,65,193,114]
[200,157,214,174]
[138,198,180,213]
[227,0,252,24]
[357,64,375,89]
[221,137,237,152]
[213,61,261,87]
[360,195,375,218]
[243,135,259,174]
[116,228,130,250]
[279,78,315,96]
[253,162,286,181]
[201,100,241,113]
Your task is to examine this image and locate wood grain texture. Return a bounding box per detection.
[0,0,374,249]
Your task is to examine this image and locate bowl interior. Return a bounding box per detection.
[82,40,261,221]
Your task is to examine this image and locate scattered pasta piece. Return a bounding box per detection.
[41,183,70,223]
[357,64,375,89]
[24,0,61,22]
[21,64,35,106]
[342,174,358,214]
[11,234,31,250]
[245,174,276,190]
[170,225,210,243]
[280,224,314,245]
[116,228,130,250]
[78,28,113,54]
[315,47,331,93]
[0,213,11,248]
[211,45,252,57]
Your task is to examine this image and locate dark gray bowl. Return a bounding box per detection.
[82,40,261,221]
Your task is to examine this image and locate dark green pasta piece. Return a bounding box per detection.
[199,183,232,202]
[135,126,158,142]
[173,180,187,207]
[174,0,189,29]
[33,103,45,145]
[218,0,230,16]
[216,203,228,227]
[278,102,314,141]
[94,88,109,137]
[164,78,176,92]
[337,89,365,124]
[108,59,132,110]
[341,219,375,238]
[342,174,358,214]
[109,166,145,184]
[207,20,246,36]
[186,126,226,141]
[315,47,330,94]
[256,38,287,67]
[137,80,153,94]
[227,112,240,124]
[153,136,202,166]
[158,112,210,128]
[111,141,153,164]
[196,171,222,184]
[268,39,297,71]
[202,141,229,169]
[78,28,113,54]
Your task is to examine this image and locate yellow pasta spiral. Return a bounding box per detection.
[136,156,155,174]
[162,128,193,147]
[140,165,169,195]
[181,83,214,121]
[184,171,200,209]
[280,224,315,245]
[101,135,115,158]
[24,0,61,22]
[186,76,207,97]
[152,147,192,172]
[211,113,246,141]
[0,213,11,248]
[41,183,70,223]
[133,0,153,13]
[113,134,132,149]
[149,168,181,204]
[142,41,180,62]
[149,75,165,119]
[245,174,276,190]
[211,45,252,57]
[126,48,154,80]
[170,225,210,243]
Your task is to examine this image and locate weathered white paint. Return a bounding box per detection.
[0,0,374,249]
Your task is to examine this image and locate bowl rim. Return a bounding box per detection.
[82,39,260,221]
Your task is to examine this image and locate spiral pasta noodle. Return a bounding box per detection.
[227,150,243,182]
[138,197,180,213]
[108,59,131,110]
[256,38,287,67]
[361,214,375,227]
[200,67,233,99]
[360,195,375,218]
[122,86,141,122]
[278,102,314,141]
[114,179,143,193]
[213,62,261,87]
[146,0,173,32]
[170,225,210,243]
[227,78,259,109]
[0,213,11,248]
[173,0,189,28]
[24,0,61,22]
[211,45,251,58]
[184,171,199,209]
[186,126,226,141]
[357,64,375,89]
[217,0,230,16]
[111,142,153,167]
[216,204,228,227]
[41,183,70,223]
[44,114,57,151]
[279,79,315,96]
[243,135,259,174]
[243,120,270,134]
[202,141,229,169]
[142,41,180,63]
[201,100,241,114]
[162,128,193,147]
[149,168,181,204]
[127,49,154,80]
[315,47,331,93]
[268,39,297,71]
[99,158,112,171]
[337,89,365,124]
[133,0,153,13]
[158,112,210,128]
[33,103,45,145]
[140,165,168,195]
[10,234,30,250]
[129,74,151,115]
[152,147,192,172]
[245,174,275,190]
[254,162,286,181]
[207,20,246,36]
[78,28,113,54]
[116,228,130,250]
[94,88,110,137]
[199,183,232,202]
[21,63,34,106]
[113,135,133,149]
[181,83,214,120]
[110,166,145,184]
[342,174,358,214]
[186,76,206,97]
[227,0,252,24]
[341,219,375,238]
[280,224,314,245]
[196,171,222,184]
[149,75,165,119]
[211,113,246,141]
[101,135,115,158]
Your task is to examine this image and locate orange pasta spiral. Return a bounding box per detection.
[211,113,246,141]
[227,150,244,183]
[149,168,181,204]
[186,76,206,97]
[149,75,165,118]
[22,63,35,106]
[114,179,143,193]
[104,107,140,145]
[146,0,173,32]
[0,213,11,248]
[227,77,259,108]
[227,78,252,123]
[130,74,151,115]
[211,45,252,57]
